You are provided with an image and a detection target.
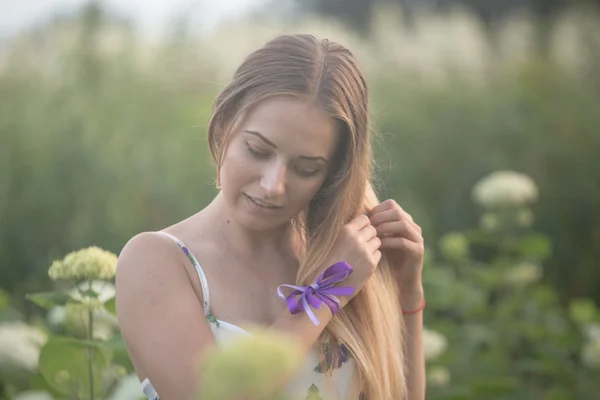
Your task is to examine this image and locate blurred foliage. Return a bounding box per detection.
[292,0,600,37]
[0,2,598,310]
[0,247,131,400]
[371,60,600,303]
[422,173,600,399]
[1,2,600,399]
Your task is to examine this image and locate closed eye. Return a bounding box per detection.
[245,142,270,159]
[246,141,321,177]
[295,166,321,177]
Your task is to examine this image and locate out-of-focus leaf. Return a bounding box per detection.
[26,292,75,310]
[514,234,552,260]
[104,297,116,315]
[569,299,597,325]
[38,336,110,397]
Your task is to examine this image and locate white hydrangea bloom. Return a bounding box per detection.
[423,327,447,360]
[584,323,600,342]
[46,306,67,329]
[0,321,47,373]
[48,246,117,282]
[427,366,451,386]
[69,280,116,303]
[108,373,145,400]
[472,171,538,209]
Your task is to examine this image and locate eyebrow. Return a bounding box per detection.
[244,130,329,164]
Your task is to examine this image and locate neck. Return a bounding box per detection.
[203,192,301,261]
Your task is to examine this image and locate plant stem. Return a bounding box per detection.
[87,287,95,400]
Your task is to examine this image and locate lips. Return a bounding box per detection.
[245,194,283,209]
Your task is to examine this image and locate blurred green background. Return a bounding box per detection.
[1,0,600,399]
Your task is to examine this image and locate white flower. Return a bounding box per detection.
[48,246,117,282]
[12,391,54,400]
[496,11,537,67]
[582,337,600,368]
[427,366,450,386]
[548,8,598,75]
[108,373,145,400]
[584,323,600,342]
[0,321,47,373]
[472,171,538,209]
[504,262,542,286]
[46,306,67,328]
[69,280,116,304]
[423,328,447,361]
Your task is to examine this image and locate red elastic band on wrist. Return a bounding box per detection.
[402,299,426,315]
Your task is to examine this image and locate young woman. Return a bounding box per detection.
[116,34,425,400]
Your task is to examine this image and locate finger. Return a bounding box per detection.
[373,249,382,265]
[367,235,381,253]
[369,199,397,215]
[371,206,417,227]
[359,224,377,241]
[370,207,407,226]
[347,214,371,230]
[375,221,422,243]
[380,237,424,253]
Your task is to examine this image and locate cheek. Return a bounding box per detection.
[290,179,327,208]
[219,145,252,188]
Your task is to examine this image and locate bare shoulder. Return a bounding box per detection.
[116,231,177,278]
[116,232,185,300]
[115,231,215,399]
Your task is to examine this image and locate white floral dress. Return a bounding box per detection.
[140,231,361,400]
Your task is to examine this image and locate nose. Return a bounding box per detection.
[260,163,286,198]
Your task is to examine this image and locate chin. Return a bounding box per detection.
[234,209,289,231]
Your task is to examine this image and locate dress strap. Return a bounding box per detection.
[157,231,211,316]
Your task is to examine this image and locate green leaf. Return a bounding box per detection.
[469,376,518,394]
[38,336,110,397]
[66,334,133,370]
[82,289,98,298]
[107,333,135,370]
[0,287,9,311]
[78,334,127,352]
[28,371,66,399]
[569,298,597,325]
[26,292,74,310]
[305,384,324,400]
[104,297,116,315]
[515,233,552,260]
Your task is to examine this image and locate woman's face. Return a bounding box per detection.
[219,95,340,231]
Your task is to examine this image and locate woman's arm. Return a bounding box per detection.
[116,232,218,400]
[116,232,334,400]
[400,286,426,400]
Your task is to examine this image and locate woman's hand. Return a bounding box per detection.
[325,214,382,297]
[368,199,424,299]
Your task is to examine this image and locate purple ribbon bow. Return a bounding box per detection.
[277,261,355,326]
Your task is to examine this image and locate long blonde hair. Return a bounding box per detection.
[207,34,406,400]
